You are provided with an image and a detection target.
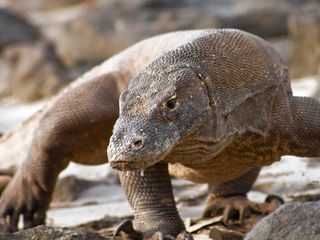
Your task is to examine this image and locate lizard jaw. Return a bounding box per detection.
[110,160,149,171]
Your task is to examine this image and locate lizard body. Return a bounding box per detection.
[108,29,320,238]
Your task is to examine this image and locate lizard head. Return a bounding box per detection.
[107,65,211,171]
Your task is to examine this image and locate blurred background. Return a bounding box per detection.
[0,0,319,236]
[0,0,319,106]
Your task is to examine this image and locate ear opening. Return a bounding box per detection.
[195,70,215,108]
[224,85,279,137]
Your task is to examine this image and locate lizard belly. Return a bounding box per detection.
[168,152,281,184]
[168,134,282,184]
[168,160,253,184]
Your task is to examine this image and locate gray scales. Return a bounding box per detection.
[0,29,319,239]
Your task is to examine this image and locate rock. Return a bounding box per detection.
[43,19,123,70]
[31,0,304,73]
[0,9,39,48]
[288,4,320,78]
[0,40,69,101]
[245,201,320,240]
[38,1,216,70]
[0,225,105,240]
[52,176,98,202]
[214,0,291,38]
[0,9,69,102]
[0,0,86,12]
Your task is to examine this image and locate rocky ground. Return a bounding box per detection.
[0,0,319,239]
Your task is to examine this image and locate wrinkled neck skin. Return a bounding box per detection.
[164,105,233,166]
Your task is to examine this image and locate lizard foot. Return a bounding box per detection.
[203,194,284,225]
[113,220,193,240]
[0,170,51,232]
[149,231,194,240]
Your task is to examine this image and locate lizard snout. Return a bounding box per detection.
[107,116,176,171]
[107,129,149,170]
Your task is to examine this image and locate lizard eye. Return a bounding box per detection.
[166,97,176,110]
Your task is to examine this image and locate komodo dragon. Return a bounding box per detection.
[0,29,317,238]
[107,29,320,238]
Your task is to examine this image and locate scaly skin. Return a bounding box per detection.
[0,29,318,239]
[107,29,320,238]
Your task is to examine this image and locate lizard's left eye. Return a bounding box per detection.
[162,95,178,121]
[166,97,176,110]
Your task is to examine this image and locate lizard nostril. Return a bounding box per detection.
[131,138,143,149]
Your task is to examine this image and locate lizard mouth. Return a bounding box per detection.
[110,160,151,171]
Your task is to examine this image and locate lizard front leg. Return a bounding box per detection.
[118,163,188,239]
[203,168,282,224]
[0,73,121,231]
[0,140,68,232]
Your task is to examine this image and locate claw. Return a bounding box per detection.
[176,231,194,240]
[0,204,16,233]
[203,194,284,225]
[0,171,52,231]
[23,211,34,230]
[222,205,232,224]
[113,219,142,240]
[113,220,193,240]
[150,231,193,240]
[32,211,46,227]
[2,212,18,233]
[238,205,250,225]
[265,195,284,205]
[9,212,19,232]
[203,201,222,218]
[250,194,284,214]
